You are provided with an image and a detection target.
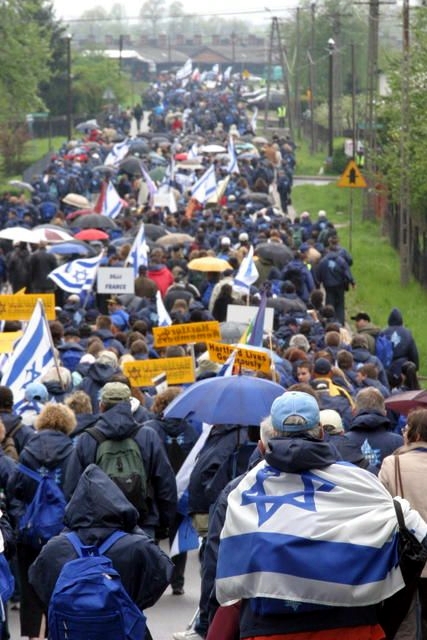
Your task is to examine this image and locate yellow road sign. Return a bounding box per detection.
[337,160,367,188]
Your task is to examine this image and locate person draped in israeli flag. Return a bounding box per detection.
[1,301,55,410]
[48,252,104,294]
[216,391,427,639]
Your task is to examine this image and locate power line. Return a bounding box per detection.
[62,7,294,23]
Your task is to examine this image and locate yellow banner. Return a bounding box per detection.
[123,356,196,387]
[0,294,56,320]
[206,342,272,373]
[0,331,22,353]
[153,321,221,347]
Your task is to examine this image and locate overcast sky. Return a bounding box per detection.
[52,0,293,23]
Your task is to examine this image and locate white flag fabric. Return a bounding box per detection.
[104,138,131,167]
[250,107,258,134]
[233,246,258,292]
[156,291,172,327]
[48,253,103,294]
[125,223,149,278]
[212,63,219,76]
[191,165,217,204]
[102,181,123,219]
[1,301,55,409]
[224,66,232,81]
[140,163,158,200]
[176,59,192,81]
[226,135,240,175]
[216,461,415,608]
[187,143,198,159]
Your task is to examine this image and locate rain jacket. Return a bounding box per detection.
[0,411,35,458]
[77,361,120,412]
[63,401,177,531]
[346,410,404,472]
[383,308,419,374]
[28,464,173,611]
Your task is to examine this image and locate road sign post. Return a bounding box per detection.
[337,160,367,251]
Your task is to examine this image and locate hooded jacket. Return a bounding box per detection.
[346,410,403,471]
[383,308,419,372]
[63,401,177,530]
[77,361,120,412]
[28,465,173,610]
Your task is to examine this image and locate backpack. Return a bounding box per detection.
[0,552,14,623]
[291,227,303,249]
[17,464,66,548]
[88,428,148,518]
[48,531,146,640]
[376,333,394,370]
[2,423,21,461]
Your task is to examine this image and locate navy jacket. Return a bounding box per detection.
[7,430,73,528]
[28,464,173,611]
[77,361,120,412]
[383,308,419,372]
[63,401,177,531]
[0,411,35,456]
[346,410,403,471]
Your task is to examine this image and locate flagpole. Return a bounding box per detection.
[39,298,65,390]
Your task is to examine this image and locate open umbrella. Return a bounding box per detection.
[33,228,74,243]
[119,156,143,177]
[144,224,168,240]
[47,241,96,256]
[220,321,248,344]
[69,213,118,230]
[0,227,39,244]
[8,180,35,192]
[187,257,232,272]
[164,374,284,426]
[149,167,167,182]
[385,390,427,416]
[252,136,269,145]
[75,119,99,132]
[255,242,292,267]
[65,208,96,221]
[156,233,195,247]
[199,144,226,154]
[74,229,109,241]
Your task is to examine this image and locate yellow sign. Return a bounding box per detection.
[123,357,196,387]
[0,294,56,320]
[153,321,221,347]
[0,331,22,353]
[337,160,367,189]
[206,342,271,373]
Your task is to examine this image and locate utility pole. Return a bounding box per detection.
[294,7,301,139]
[309,2,317,152]
[400,0,411,284]
[65,34,72,141]
[327,38,335,161]
[119,34,124,75]
[264,16,293,138]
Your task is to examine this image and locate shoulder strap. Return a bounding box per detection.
[17,463,42,483]
[66,530,127,557]
[394,454,404,498]
[7,423,22,440]
[393,498,405,529]
[87,426,141,445]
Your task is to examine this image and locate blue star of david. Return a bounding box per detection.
[73,268,88,283]
[23,362,41,388]
[241,465,336,526]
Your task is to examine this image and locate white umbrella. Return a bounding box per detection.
[0,227,39,244]
[33,228,74,243]
[199,144,227,153]
[8,180,35,192]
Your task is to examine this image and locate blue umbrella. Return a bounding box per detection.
[47,241,95,256]
[164,375,284,426]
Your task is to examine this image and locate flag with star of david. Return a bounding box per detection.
[216,460,418,608]
[1,300,55,410]
[47,252,103,294]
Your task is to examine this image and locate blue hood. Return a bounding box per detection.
[388,307,403,326]
[350,410,391,431]
[93,401,140,439]
[64,464,138,532]
[265,437,340,473]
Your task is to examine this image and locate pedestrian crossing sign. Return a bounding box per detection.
[337,160,367,188]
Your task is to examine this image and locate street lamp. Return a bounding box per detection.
[327,37,335,162]
[65,33,73,141]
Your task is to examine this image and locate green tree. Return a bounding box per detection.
[72,52,130,116]
[140,0,166,35]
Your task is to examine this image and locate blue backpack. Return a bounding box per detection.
[48,531,146,640]
[17,464,66,548]
[375,333,394,370]
[0,553,14,622]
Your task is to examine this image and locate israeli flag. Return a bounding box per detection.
[102,181,123,219]
[156,291,172,327]
[216,461,419,608]
[226,135,240,175]
[176,58,192,81]
[224,66,232,81]
[140,163,158,200]
[250,107,258,134]
[191,165,217,204]
[104,138,130,167]
[233,246,258,293]
[125,223,148,278]
[48,252,103,294]
[188,143,199,159]
[1,301,55,410]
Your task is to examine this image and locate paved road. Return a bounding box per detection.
[7,545,201,640]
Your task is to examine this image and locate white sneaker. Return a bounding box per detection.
[172,631,204,640]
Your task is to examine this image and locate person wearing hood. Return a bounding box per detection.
[41,366,73,404]
[7,402,75,640]
[28,464,173,626]
[0,386,35,461]
[351,334,389,390]
[382,307,419,380]
[92,314,126,356]
[63,382,177,540]
[143,387,199,596]
[147,248,175,297]
[77,350,121,412]
[213,390,427,640]
[65,390,99,441]
[346,387,403,473]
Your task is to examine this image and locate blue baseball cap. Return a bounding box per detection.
[24,382,48,403]
[271,391,319,432]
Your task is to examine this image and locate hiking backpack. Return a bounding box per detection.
[48,531,146,640]
[17,464,66,548]
[88,428,148,517]
[375,333,394,370]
